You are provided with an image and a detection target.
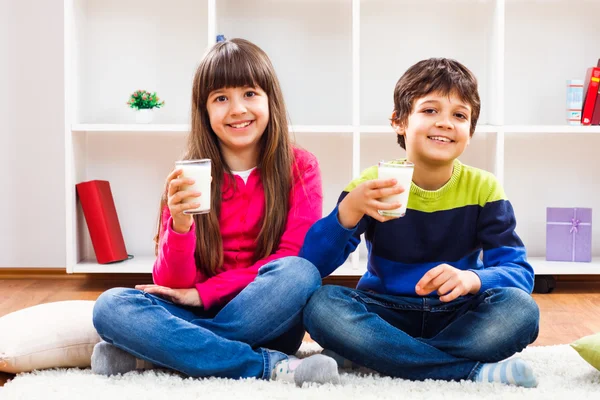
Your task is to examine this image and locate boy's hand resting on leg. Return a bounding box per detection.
[415,264,482,302]
[338,178,405,228]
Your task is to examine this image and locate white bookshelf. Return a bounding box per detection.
[529,257,600,276]
[74,256,364,276]
[72,124,190,133]
[75,256,156,274]
[359,125,500,134]
[71,124,355,134]
[504,125,600,134]
[65,0,600,275]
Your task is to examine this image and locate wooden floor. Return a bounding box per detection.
[1,274,600,387]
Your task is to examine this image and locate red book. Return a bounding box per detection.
[76,180,128,264]
[591,85,600,125]
[581,66,600,125]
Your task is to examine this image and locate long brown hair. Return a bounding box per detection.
[154,38,293,277]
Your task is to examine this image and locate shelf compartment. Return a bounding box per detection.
[505,0,600,125]
[72,0,209,125]
[504,133,599,259]
[216,0,352,126]
[360,0,498,126]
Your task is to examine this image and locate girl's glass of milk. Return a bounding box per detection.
[175,159,212,215]
[377,160,414,217]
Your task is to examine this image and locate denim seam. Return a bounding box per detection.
[428,304,463,313]
[113,292,158,306]
[247,308,304,348]
[467,361,483,381]
[260,348,271,380]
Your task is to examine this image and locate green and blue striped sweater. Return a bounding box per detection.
[300,159,534,296]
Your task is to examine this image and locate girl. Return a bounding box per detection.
[91,38,339,386]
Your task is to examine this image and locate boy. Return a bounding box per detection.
[300,58,539,387]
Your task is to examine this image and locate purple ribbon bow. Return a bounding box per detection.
[570,218,580,234]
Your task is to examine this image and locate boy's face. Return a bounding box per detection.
[394,91,472,166]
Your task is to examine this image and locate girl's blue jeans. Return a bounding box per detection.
[92,256,320,380]
[303,285,540,381]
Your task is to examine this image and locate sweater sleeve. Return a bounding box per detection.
[299,192,369,278]
[194,153,323,310]
[152,206,203,289]
[471,195,535,294]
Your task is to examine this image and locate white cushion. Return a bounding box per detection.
[0,300,101,373]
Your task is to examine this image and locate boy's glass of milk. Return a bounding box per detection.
[377,160,414,217]
[175,159,212,215]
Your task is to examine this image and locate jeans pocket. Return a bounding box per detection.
[351,291,423,311]
[481,288,498,304]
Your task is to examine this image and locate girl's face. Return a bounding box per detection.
[206,86,269,163]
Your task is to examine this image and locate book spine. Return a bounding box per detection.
[591,85,600,125]
[566,79,584,125]
[582,68,600,125]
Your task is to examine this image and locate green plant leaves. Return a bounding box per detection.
[127,90,165,110]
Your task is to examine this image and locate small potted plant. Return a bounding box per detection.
[127,90,165,123]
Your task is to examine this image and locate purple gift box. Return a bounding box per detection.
[546,207,592,262]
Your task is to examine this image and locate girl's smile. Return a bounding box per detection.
[227,119,255,130]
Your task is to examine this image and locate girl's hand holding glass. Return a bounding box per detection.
[165,168,202,234]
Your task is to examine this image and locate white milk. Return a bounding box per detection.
[175,159,212,214]
[377,161,414,217]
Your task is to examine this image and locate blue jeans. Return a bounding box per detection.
[93,256,320,380]
[303,285,539,381]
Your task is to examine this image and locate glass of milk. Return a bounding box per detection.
[175,159,212,215]
[377,160,414,217]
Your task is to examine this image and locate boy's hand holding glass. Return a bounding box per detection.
[165,168,202,234]
[415,264,482,302]
[338,178,405,228]
[135,284,203,307]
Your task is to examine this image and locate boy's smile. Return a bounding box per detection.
[428,135,454,144]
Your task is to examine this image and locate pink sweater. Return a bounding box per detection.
[153,147,323,310]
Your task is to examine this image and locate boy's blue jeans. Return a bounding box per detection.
[92,256,320,380]
[303,285,539,381]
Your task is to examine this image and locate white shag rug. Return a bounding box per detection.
[1,342,599,400]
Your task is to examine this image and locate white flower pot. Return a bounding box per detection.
[135,109,154,124]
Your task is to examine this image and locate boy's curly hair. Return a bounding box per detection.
[391,58,481,150]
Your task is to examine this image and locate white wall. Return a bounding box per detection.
[0,0,65,268]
